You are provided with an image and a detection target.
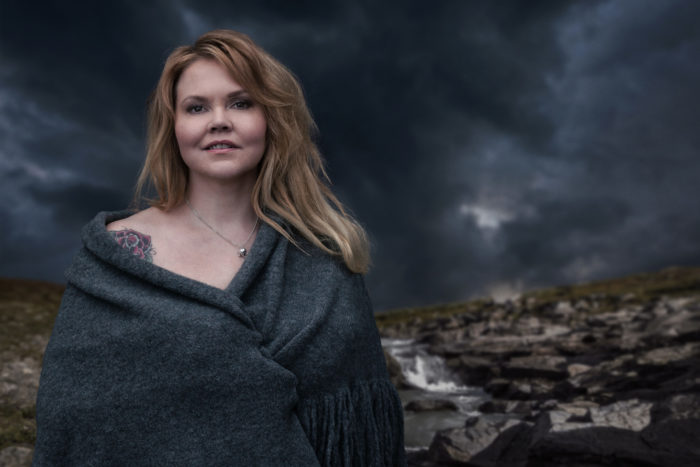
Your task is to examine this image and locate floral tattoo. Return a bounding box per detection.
[108,229,156,263]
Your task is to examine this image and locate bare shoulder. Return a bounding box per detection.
[106,208,163,262]
[106,207,163,232]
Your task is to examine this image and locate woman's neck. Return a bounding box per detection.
[176,174,258,234]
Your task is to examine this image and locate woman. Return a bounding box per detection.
[33,30,405,466]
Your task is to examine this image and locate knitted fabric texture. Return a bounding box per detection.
[33,210,406,466]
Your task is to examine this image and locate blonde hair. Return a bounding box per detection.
[132,29,370,273]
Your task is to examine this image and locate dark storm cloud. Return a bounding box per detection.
[28,182,130,231]
[408,0,700,308]
[1,0,699,310]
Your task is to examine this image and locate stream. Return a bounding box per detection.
[382,338,490,451]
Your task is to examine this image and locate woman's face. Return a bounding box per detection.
[174,58,267,186]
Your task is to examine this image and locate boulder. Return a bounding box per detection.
[588,399,652,431]
[380,272,700,465]
[636,343,699,366]
[500,355,568,381]
[383,348,409,389]
[526,397,700,466]
[428,416,531,466]
[640,393,700,463]
[566,363,592,378]
[448,397,700,466]
[449,355,494,386]
[404,398,459,412]
[478,399,535,417]
[0,356,42,408]
[0,446,33,467]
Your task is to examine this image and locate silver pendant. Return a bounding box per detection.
[238,248,247,258]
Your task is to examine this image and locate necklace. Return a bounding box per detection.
[185,198,259,258]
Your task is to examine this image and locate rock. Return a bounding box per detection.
[383,348,409,389]
[0,446,33,467]
[433,338,532,362]
[0,356,42,408]
[501,355,568,381]
[554,332,598,356]
[588,399,653,431]
[420,320,440,332]
[636,343,700,365]
[655,392,700,420]
[465,321,488,338]
[551,301,576,320]
[525,397,700,466]
[404,398,459,412]
[478,399,535,416]
[621,293,637,302]
[529,415,670,466]
[404,448,431,467]
[477,399,507,414]
[555,400,599,419]
[567,354,637,397]
[484,377,563,402]
[645,307,700,344]
[566,363,592,378]
[426,395,700,466]
[517,379,559,400]
[428,416,530,465]
[459,397,698,465]
[380,269,700,465]
[440,316,462,330]
[484,378,511,398]
[418,329,464,347]
[450,355,494,386]
[640,394,700,464]
[585,316,607,327]
[499,400,536,417]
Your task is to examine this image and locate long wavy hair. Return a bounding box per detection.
[131,29,370,273]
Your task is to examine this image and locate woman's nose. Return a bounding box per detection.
[207,108,231,132]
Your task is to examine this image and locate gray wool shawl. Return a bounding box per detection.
[33,210,406,466]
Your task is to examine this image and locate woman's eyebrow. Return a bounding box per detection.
[227,90,249,98]
[179,95,210,104]
[180,90,249,104]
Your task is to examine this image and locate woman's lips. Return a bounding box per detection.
[203,140,241,152]
[206,146,240,153]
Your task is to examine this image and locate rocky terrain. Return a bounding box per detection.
[3,267,700,466]
[0,279,62,467]
[378,266,700,466]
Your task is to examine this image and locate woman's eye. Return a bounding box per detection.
[187,104,205,113]
[230,100,252,109]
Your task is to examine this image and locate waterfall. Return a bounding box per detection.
[383,338,468,392]
[382,338,490,449]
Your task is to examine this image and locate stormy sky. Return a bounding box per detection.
[1,0,699,310]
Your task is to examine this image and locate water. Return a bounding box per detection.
[382,338,490,450]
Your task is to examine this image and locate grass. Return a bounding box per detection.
[0,278,64,451]
[375,266,700,331]
[522,266,700,304]
[375,297,496,329]
[0,406,36,449]
[0,278,64,361]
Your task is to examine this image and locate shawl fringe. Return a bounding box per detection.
[297,379,406,467]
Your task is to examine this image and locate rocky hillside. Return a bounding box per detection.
[2,267,700,466]
[378,266,700,466]
[0,278,63,466]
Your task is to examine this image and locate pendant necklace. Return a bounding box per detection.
[185,198,259,258]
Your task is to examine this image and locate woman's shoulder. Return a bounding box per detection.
[105,207,163,233]
[282,232,361,290]
[263,208,368,278]
[105,208,163,263]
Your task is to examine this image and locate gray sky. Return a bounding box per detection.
[2,0,699,310]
